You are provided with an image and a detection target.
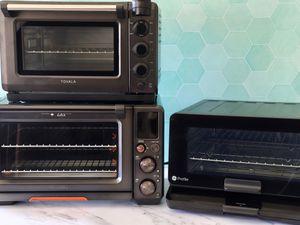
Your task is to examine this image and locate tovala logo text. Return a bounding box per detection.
[171,175,189,182]
[61,79,77,84]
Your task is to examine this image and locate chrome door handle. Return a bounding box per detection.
[6,4,117,12]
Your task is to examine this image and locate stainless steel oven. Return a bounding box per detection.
[0,0,158,103]
[0,103,164,205]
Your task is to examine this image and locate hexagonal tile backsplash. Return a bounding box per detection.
[2,0,300,160]
[155,0,300,159]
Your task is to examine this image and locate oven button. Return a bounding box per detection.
[137,82,146,90]
[140,180,156,196]
[150,144,160,153]
[133,20,149,37]
[136,143,146,153]
[133,63,149,77]
[133,42,149,57]
[140,157,156,173]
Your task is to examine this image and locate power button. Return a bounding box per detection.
[136,143,146,153]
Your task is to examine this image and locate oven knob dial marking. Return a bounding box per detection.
[140,157,156,173]
[139,180,156,196]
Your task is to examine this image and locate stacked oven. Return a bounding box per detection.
[0,0,163,205]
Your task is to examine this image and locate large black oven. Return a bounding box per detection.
[0,0,158,103]
[0,103,164,205]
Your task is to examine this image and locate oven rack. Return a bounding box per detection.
[25,48,114,55]
[189,152,300,169]
[3,159,117,172]
[1,144,117,150]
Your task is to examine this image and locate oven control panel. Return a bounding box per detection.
[133,106,164,204]
[129,2,158,94]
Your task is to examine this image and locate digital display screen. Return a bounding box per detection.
[137,112,159,139]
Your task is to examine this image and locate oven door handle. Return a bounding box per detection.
[3,4,125,18]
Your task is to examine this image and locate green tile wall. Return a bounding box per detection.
[1,0,300,160]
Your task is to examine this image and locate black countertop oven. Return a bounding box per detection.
[0,103,163,205]
[167,100,300,221]
[0,0,158,103]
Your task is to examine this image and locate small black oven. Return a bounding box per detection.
[167,100,300,221]
[0,0,158,103]
[0,103,163,205]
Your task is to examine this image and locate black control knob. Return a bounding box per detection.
[133,42,149,57]
[132,0,151,16]
[140,157,156,173]
[133,63,149,77]
[140,180,156,196]
[133,20,150,37]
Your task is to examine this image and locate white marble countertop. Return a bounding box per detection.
[0,198,293,225]
[0,189,293,225]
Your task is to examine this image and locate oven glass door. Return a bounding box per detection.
[169,115,300,196]
[16,22,119,76]
[0,122,120,178]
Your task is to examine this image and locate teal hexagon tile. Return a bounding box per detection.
[155,0,183,19]
[223,59,250,83]
[178,59,204,83]
[247,0,278,18]
[199,71,228,98]
[294,23,300,41]
[246,45,274,71]
[177,32,205,57]
[244,72,274,98]
[202,0,229,18]
[229,0,247,2]
[268,60,298,84]
[158,71,182,97]
[161,45,183,71]
[158,96,182,120]
[199,45,228,71]
[201,18,229,44]
[161,19,182,44]
[292,74,300,95]
[222,85,250,100]
[247,18,275,44]
[224,5,252,31]
[290,47,300,71]
[271,3,300,30]
[176,84,204,109]
[183,0,202,3]
[268,85,298,102]
[223,32,252,57]
[269,31,299,57]
[176,4,206,32]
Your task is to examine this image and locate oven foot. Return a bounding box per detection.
[0,201,16,205]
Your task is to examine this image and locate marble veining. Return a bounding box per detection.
[0,195,292,225]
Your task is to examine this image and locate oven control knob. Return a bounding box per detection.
[140,157,156,173]
[133,63,149,77]
[140,180,156,196]
[133,20,149,37]
[133,42,149,57]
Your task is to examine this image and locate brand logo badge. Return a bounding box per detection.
[61,79,77,84]
[171,175,189,182]
[57,113,67,118]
